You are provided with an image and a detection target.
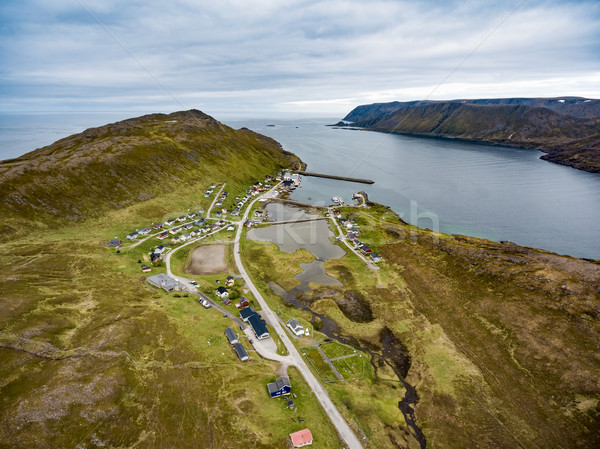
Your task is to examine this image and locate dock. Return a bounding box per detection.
[293,171,374,184]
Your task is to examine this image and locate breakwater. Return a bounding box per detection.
[293,171,375,184]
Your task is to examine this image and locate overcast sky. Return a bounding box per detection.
[1,0,599,117]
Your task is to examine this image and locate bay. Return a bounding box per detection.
[226,118,600,260]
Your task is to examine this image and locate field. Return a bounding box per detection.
[185,244,227,275]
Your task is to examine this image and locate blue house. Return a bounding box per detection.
[267,377,291,398]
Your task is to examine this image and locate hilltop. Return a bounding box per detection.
[338,97,600,173]
[0,109,300,238]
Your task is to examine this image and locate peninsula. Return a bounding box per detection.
[0,111,598,449]
[335,97,600,173]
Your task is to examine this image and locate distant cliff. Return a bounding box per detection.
[340,98,600,173]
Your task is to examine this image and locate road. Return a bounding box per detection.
[159,182,364,448]
[233,187,365,449]
[328,207,378,272]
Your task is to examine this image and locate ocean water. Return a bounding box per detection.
[1,112,599,259]
[227,118,600,260]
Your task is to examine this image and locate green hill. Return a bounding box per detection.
[0,109,300,238]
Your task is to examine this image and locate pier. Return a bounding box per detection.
[293,171,374,184]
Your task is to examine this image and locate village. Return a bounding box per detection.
[107,170,382,449]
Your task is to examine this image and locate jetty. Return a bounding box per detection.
[293,171,374,184]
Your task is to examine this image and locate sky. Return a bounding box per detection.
[1,0,599,117]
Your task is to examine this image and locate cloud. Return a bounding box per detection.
[0,0,599,115]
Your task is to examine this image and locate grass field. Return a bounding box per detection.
[319,341,357,359]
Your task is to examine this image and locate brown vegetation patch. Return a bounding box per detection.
[185,244,227,275]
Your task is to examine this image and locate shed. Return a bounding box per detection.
[289,429,312,447]
[225,328,238,344]
[267,377,291,398]
[109,239,122,248]
[233,343,249,362]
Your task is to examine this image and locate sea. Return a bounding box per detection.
[2,112,599,259]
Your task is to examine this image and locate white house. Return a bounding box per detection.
[286,318,304,337]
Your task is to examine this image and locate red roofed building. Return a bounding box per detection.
[289,429,312,447]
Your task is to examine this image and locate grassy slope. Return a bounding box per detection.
[347,102,600,173]
[240,203,600,449]
[0,112,344,448]
[0,110,300,237]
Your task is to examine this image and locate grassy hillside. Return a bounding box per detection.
[239,203,600,448]
[0,109,300,238]
[0,112,346,448]
[340,98,600,173]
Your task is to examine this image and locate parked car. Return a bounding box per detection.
[189,280,197,285]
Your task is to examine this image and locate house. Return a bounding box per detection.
[210,184,217,188]
[225,328,238,344]
[171,236,181,244]
[169,226,182,235]
[223,296,232,306]
[146,273,183,292]
[180,233,191,242]
[197,209,204,215]
[157,232,169,240]
[282,180,294,189]
[109,239,122,248]
[267,376,291,398]
[150,253,161,263]
[240,306,256,322]
[165,219,176,226]
[155,245,166,254]
[226,276,235,287]
[236,296,249,309]
[289,429,313,448]
[152,223,164,229]
[182,223,193,230]
[370,253,382,263]
[226,224,235,231]
[141,264,151,273]
[126,232,138,241]
[248,313,270,340]
[177,215,186,222]
[286,318,304,337]
[139,226,152,235]
[194,219,205,226]
[359,245,372,254]
[232,343,249,362]
[216,286,229,298]
[187,212,196,219]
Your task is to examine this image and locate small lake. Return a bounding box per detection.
[247,204,344,285]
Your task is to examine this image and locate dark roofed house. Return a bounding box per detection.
[150,253,161,262]
[109,239,122,248]
[233,342,249,361]
[267,376,291,398]
[225,328,238,344]
[240,306,256,322]
[248,314,270,340]
[216,286,229,298]
[370,253,382,263]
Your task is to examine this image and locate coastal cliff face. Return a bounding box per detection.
[0,110,299,238]
[341,98,600,173]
